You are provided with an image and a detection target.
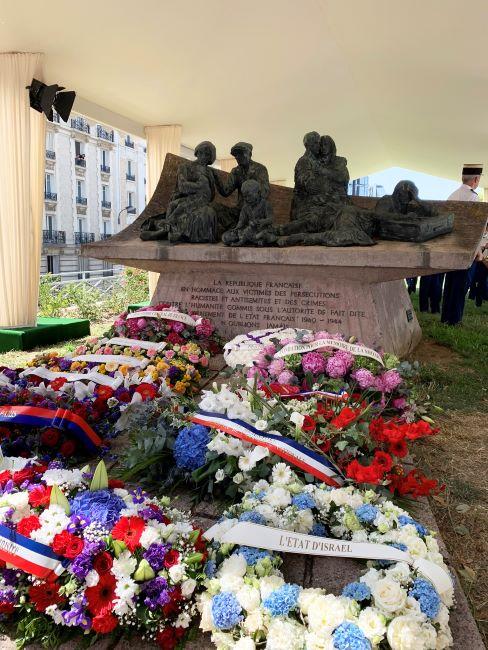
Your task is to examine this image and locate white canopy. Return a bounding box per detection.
[2,0,487,182]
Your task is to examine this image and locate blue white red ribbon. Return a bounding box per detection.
[0,406,102,453]
[0,523,66,581]
[191,410,344,487]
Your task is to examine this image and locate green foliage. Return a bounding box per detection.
[37,269,149,323]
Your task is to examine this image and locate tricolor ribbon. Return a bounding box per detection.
[204,521,453,600]
[0,406,102,453]
[0,523,66,581]
[191,410,344,487]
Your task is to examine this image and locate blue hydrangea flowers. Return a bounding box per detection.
[355,504,379,524]
[332,622,372,650]
[409,578,440,618]
[398,515,428,537]
[342,582,371,602]
[262,583,300,616]
[173,424,210,471]
[291,493,316,510]
[236,546,271,565]
[211,591,243,629]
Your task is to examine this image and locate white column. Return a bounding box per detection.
[144,125,182,298]
[0,52,45,327]
[219,157,235,172]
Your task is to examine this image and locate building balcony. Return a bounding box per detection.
[75,157,86,167]
[127,206,137,214]
[101,200,112,209]
[100,233,112,240]
[76,196,87,205]
[46,150,56,160]
[100,164,111,173]
[74,232,95,245]
[44,191,57,201]
[43,230,66,245]
[96,125,114,142]
[125,137,134,148]
[71,118,90,133]
[126,173,136,181]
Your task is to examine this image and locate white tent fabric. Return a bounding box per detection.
[0,52,45,328]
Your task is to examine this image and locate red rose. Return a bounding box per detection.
[156,626,185,649]
[28,484,52,507]
[29,582,64,612]
[108,478,125,489]
[60,440,76,458]
[111,516,145,552]
[163,549,180,568]
[330,407,360,430]
[41,427,61,447]
[52,530,72,555]
[166,332,184,345]
[86,573,116,616]
[93,552,113,575]
[96,385,114,400]
[64,535,84,559]
[135,383,158,401]
[0,602,14,614]
[50,377,68,391]
[16,515,41,537]
[91,612,118,634]
[301,415,317,432]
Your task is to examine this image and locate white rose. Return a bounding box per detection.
[219,553,248,578]
[233,472,245,485]
[254,419,268,431]
[234,637,256,650]
[372,578,407,613]
[85,570,100,587]
[264,486,292,508]
[385,561,412,584]
[360,568,381,590]
[266,618,305,650]
[298,588,324,615]
[387,615,436,650]
[139,525,160,549]
[168,563,186,583]
[236,585,261,612]
[307,594,346,634]
[244,609,265,633]
[215,469,225,483]
[358,607,387,642]
[219,574,245,593]
[304,631,335,650]
[289,412,305,428]
[181,578,197,597]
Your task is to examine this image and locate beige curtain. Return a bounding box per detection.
[144,125,182,298]
[0,52,45,328]
[219,157,235,172]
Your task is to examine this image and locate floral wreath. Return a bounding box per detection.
[199,469,454,650]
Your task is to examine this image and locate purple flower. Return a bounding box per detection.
[70,552,93,580]
[170,321,185,333]
[70,489,125,528]
[302,352,327,375]
[277,370,296,385]
[325,351,354,378]
[58,358,72,371]
[67,514,90,534]
[141,577,170,610]
[168,365,183,382]
[351,368,376,389]
[1,569,20,587]
[375,369,402,393]
[144,543,170,571]
[268,359,286,376]
[130,487,147,504]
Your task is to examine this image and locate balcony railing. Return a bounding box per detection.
[44,191,57,201]
[100,164,111,173]
[43,230,66,244]
[71,118,90,133]
[46,150,56,160]
[100,233,112,240]
[75,157,86,167]
[97,125,114,142]
[76,196,87,205]
[127,206,137,214]
[101,200,112,209]
[125,137,134,148]
[74,232,95,245]
[126,173,135,181]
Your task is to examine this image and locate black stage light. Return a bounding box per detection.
[26,78,76,122]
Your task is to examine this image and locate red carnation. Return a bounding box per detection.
[111,516,145,552]
[0,470,12,486]
[346,459,382,485]
[301,415,317,432]
[60,440,77,458]
[52,530,72,555]
[403,420,437,440]
[369,418,386,442]
[135,383,158,401]
[50,377,68,391]
[86,573,116,616]
[156,625,185,649]
[28,484,52,507]
[41,427,61,448]
[93,552,113,575]
[96,385,115,400]
[17,515,41,537]
[12,466,36,485]
[163,549,181,568]
[29,582,64,612]
[91,612,118,634]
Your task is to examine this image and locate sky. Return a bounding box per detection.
[367,167,461,200]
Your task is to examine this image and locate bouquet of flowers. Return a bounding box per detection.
[224,328,312,369]
[199,470,454,650]
[106,303,223,355]
[0,460,208,648]
[168,382,440,499]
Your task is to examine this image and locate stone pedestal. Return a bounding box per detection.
[152,260,421,356]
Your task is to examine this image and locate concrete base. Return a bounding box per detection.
[153,261,421,357]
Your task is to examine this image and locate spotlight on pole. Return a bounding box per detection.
[26,78,76,122]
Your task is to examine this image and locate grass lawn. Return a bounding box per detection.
[408,293,488,644]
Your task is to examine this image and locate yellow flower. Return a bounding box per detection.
[70,362,81,371]
[156,361,169,372]
[146,365,156,374]
[98,364,107,374]
[174,381,187,394]
[119,365,130,376]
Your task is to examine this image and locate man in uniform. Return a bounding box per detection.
[441,163,483,325]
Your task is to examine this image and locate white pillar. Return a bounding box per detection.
[144,125,182,298]
[0,52,45,328]
[219,157,235,172]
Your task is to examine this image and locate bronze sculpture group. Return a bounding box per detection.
[140,133,453,247]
